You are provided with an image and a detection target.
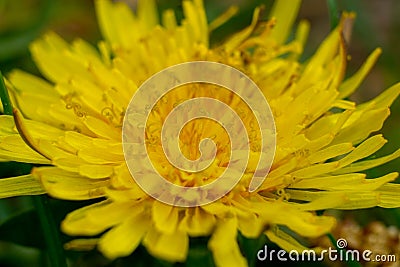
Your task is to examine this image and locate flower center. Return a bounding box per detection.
[144,83,262,189]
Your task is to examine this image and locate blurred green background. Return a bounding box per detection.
[0,0,399,266]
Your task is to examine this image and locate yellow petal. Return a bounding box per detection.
[267,157,297,180]
[294,193,347,211]
[78,164,114,179]
[201,201,233,217]
[298,29,340,89]
[71,39,103,65]
[137,0,158,32]
[237,211,264,238]
[8,70,62,121]
[208,6,238,33]
[251,200,336,237]
[332,109,390,145]
[359,82,400,110]
[292,173,396,191]
[305,110,352,141]
[306,143,354,164]
[339,48,382,99]
[269,0,301,44]
[83,116,121,140]
[208,217,247,267]
[162,9,177,31]
[293,19,310,57]
[143,227,189,262]
[0,175,45,198]
[60,146,120,172]
[33,167,109,200]
[333,148,400,174]
[292,173,366,189]
[287,175,400,209]
[152,201,179,234]
[290,162,339,179]
[279,210,336,237]
[182,0,208,45]
[8,69,56,96]
[78,146,123,164]
[0,135,50,164]
[108,163,143,190]
[62,200,142,236]
[178,207,216,236]
[98,212,150,259]
[96,0,136,48]
[377,183,400,208]
[224,7,261,52]
[331,99,356,110]
[30,33,91,83]
[0,115,16,135]
[266,225,322,252]
[337,135,386,167]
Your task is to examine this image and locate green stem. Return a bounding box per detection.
[326,0,340,30]
[0,72,67,267]
[0,71,13,115]
[32,196,67,267]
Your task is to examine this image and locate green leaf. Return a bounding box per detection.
[0,199,97,249]
[237,233,267,267]
[185,237,214,267]
[0,207,45,248]
[0,70,13,115]
[326,0,340,30]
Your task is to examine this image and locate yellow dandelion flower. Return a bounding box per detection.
[1,0,400,266]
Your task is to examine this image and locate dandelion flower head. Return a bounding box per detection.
[0,0,400,266]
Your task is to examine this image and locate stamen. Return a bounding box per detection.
[101,106,117,122]
[62,95,87,118]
